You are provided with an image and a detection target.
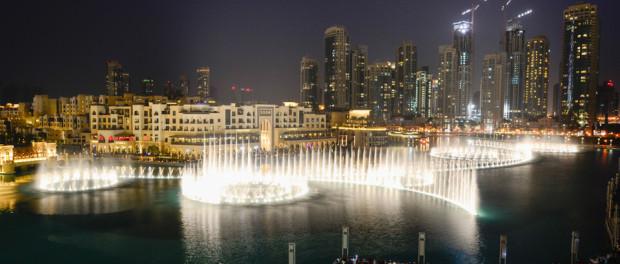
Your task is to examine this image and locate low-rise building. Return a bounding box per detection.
[90,102,332,156]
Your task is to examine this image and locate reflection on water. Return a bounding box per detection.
[181,182,479,263]
[0,174,25,212]
[34,188,133,215]
[3,175,180,215]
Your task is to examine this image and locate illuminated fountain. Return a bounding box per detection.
[182,138,310,205]
[36,160,123,192]
[118,166,182,179]
[36,137,535,216]
[518,141,580,154]
[430,139,534,169]
[179,137,509,215]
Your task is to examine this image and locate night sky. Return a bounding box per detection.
[1,0,618,104]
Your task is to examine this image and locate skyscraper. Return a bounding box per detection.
[142,78,155,95]
[481,53,506,130]
[438,45,458,119]
[105,60,127,96]
[452,21,473,119]
[503,20,526,119]
[367,61,395,122]
[179,74,190,97]
[300,57,319,111]
[350,45,368,109]
[196,67,211,102]
[163,80,176,99]
[560,3,599,127]
[396,41,417,116]
[415,67,432,118]
[324,26,351,111]
[524,36,550,118]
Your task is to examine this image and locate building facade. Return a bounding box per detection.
[89,102,331,156]
[142,78,155,96]
[324,26,351,111]
[452,21,473,119]
[415,67,432,118]
[350,45,368,109]
[524,36,550,119]
[560,3,599,127]
[367,62,396,123]
[105,60,129,96]
[300,57,319,111]
[438,45,457,120]
[396,41,417,117]
[503,21,527,119]
[481,53,506,131]
[196,67,211,102]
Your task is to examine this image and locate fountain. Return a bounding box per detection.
[180,137,494,215]
[36,159,123,192]
[518,141,580,154]
[182,138,310,205]
[35,137,537,216]
[430,139,534,169]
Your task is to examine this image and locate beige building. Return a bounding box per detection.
[90,102,332,157]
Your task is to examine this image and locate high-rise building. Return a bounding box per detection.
[142,78,155,95]
[396,41,418,116]
[481,53,506,131]
[438,45,458,119]
[596,80,618,124]
[196,67,211,102]
[179,74,190,97]
[503,20,527,119]
[453,21,473,119]
[300,57,319,111]
[560,3,599,127]
[552,83,561,117]
[524,36,550,118]
[350,45,368,109]
[367,61,395,122]
[164,80,176,99]
[416,67,432,118]
[429,77,441,118]
[105,60,128,96]
[324,26,351,111]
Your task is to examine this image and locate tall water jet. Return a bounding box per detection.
[179,137,511,215]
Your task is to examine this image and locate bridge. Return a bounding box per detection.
[1,143,56,175]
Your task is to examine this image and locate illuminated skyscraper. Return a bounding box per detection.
[481,53,506,130]
[503,21,526,119]
[438,45,457,119]
[524,36,550,118]
[396,41,417,116]
[350,45,368,109]
[105,60,128,96]
[300,56,319,111]
[416,66,432,118]
[324,26,351,111]
[196,67,211,102]
[141,78,155,95]
[367,61,395,122]
[560,3,599,127]
[452,21,473,119]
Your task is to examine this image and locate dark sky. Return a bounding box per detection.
[1,0,618,104]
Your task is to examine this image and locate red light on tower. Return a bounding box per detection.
[607,80,615,89]
[231,85,237,91]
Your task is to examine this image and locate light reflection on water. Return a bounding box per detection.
[181,182,480,263]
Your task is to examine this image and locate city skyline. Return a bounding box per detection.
[3,2,620,262]
[1,0,618,106]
